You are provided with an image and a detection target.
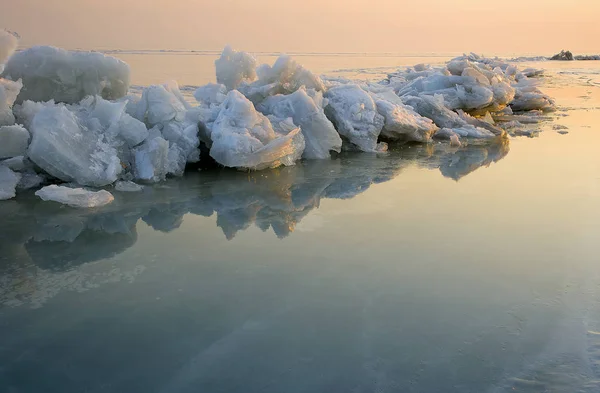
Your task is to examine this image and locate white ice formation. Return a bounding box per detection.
[1,46,130,104]
[0,39,556,203]
[35,185,114,208]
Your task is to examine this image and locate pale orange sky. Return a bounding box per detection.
[1,0,599,55]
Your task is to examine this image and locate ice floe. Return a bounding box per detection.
[0,39,559,203]
[35,185,115,208]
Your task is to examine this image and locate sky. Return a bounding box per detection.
[1,0,599,55]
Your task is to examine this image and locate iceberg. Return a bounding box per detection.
[35,185,114,208]
[0,124,30,159]
[258,87,342,159]
[215,46,258,90]
[28,105,121,187]
[210,90,304,170]
[0,165,20,200]
[324,84,385,152]
[1,46,130,104]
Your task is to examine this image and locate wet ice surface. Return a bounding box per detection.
[1,58,600,393]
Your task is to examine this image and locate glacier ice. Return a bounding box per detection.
[324,84,385,152]
[28,105,121,187]
[210,90,305,170]
[215,46,258,90]
[0,124,30,158]
[1,46,130,104]
[35,185,114,208]
[0,165,20,200]
[258,87,342,159]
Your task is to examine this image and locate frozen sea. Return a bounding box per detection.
[1,52,600,393]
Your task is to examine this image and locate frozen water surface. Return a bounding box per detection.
[1,54,600,393]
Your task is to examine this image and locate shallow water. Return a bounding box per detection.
[1,56,600,393]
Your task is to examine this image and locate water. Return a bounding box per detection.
[1,55,600,393]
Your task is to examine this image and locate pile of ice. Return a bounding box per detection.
[0,32,556,206]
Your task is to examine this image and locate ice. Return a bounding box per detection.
[0,165,20,200]
[0,30,18,66]
[323,84,384,152]
[28,105,121,187]
[35,185,114,208]
[258,87,342,159]
[369,90,438,142]
[215,46,258,90]
[210,90,305,170]
[115,180,144,192]
[0,155,31,172]
[1,46,130,104]
[132,130,184,182]
[0,78,22,126]
[194,83,227,106]
[240,55,325,104]
[0,124,30,159]
[13,99,55,129]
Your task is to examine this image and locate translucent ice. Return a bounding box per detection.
[215,46,258,90]
[35,185,114,208]
[28,105,121,186]
[258,88,342,159]
[0,124,30,158]
[324,84,384,152]
[210,90,305,170]
[0,165,20,200]
[1,46,130,104]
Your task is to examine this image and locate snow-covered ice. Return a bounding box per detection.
[1,46,130,104]
[35,185,114,208]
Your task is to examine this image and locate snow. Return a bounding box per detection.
[0,165,20,200]
[0,78,22,126]
[115,180,144,192]
[28,105,121,187]
[1,46,130,104]
[210,90,305,170]
[35,185,114,208]
[0,30,18,66]
[258,87,342,159]
[324,84,384,152]
[0,124,30,159]
[215,46,258,90]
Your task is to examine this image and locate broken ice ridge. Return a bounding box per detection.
[0,32,555,203]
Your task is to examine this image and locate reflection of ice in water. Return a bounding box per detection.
[0,140,509,307]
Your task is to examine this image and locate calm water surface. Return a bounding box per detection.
[1,56,600,393]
